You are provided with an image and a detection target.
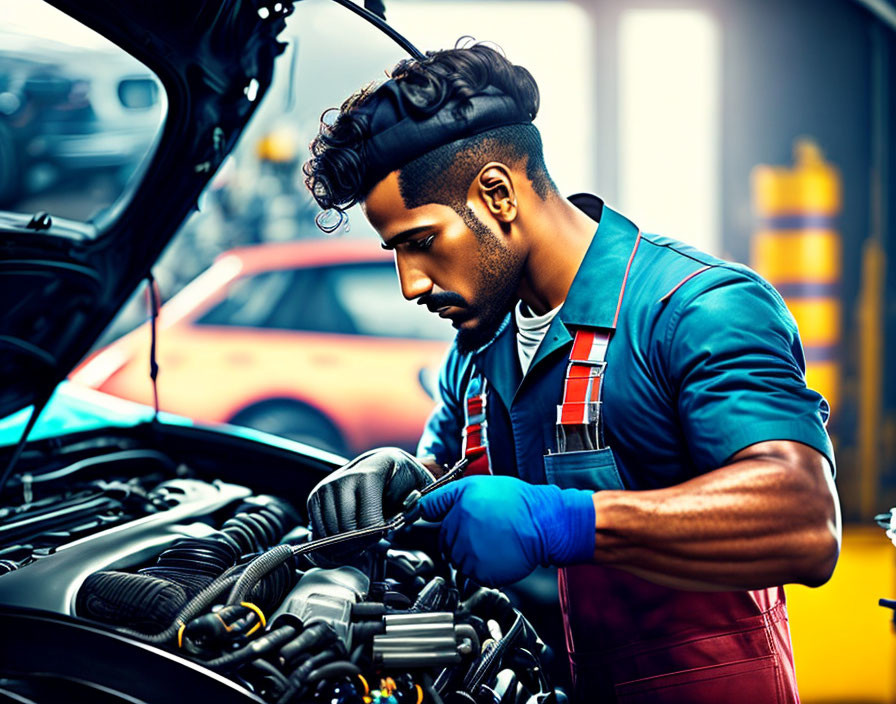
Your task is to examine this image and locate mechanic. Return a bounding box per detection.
[302,44,841,702]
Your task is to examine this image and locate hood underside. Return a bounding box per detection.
[0,0,294,419]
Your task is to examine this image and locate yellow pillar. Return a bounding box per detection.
[751,140,842,416]
[786,526,896,702]
[859,239,885,519]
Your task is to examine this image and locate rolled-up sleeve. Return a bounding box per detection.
[665,271,835,475]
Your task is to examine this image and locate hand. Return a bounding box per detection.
[307,447,434,538]
[418,476,595,586]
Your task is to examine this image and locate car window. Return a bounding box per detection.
[194,262,453,341]
[325,264,453,340]
[0,0,166,223]
[194,269,302,329]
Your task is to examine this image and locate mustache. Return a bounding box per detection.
[418,291,468,312]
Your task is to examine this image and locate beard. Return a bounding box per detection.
[453,210,524,354]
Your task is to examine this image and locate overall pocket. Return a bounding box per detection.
[543,447,625,491]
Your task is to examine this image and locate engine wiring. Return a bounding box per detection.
[49,454,561,702]
[1,445,562,703]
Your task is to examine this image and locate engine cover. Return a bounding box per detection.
[0,478,250,614]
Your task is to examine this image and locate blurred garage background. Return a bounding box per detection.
[2,0,895,699]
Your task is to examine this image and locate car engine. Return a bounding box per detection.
[0,427,564,704]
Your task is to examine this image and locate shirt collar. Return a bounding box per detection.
[515,300,562,332]
[558,196,642,330]
[476,195,642,408]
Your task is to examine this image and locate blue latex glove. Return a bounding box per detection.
[418,476,595,586]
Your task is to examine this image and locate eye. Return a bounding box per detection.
[407,234,436,252]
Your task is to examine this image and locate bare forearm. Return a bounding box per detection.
[591,442,841,591]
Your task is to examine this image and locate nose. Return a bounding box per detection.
[395,254,433,301]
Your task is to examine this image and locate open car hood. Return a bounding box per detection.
[0,0,293,420]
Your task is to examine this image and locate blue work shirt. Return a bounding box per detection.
[418,194,834,490]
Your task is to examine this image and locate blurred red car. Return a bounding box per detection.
[71,238,452,456]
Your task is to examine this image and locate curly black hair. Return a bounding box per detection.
[303,42,557,220]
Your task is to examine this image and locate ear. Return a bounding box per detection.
[470,162,518,224]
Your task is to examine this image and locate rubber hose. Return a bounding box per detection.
[278,623,335,666]
[422,673,446,704]
[78,571,189,632]
[251,658,290,684]
[304,661,361,683]
[131,503,292,610]
[245,560,296,613]
[276,649,338,704]
[201,625,297,671]
[116,571,240,644]
[463,614,523,693]
[227,543,294,605]
[348,620,384,643]
[222,504,291,555]
[461,588,516,626]
[139,537,238,595]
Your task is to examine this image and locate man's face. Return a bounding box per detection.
[363,171,523,352]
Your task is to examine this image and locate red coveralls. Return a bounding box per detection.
[560,567,798,702]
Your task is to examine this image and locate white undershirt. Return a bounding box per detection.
[515,300,563,375]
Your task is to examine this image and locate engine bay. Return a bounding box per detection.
[0,424,563,704]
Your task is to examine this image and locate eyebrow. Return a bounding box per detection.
[381,225,433,250]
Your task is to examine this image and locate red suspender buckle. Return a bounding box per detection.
[556,328,610,453]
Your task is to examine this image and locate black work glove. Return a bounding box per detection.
[307,447,434,540]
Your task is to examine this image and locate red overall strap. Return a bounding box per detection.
[556,328,610,451]
[559,329,610,424]
[462,377,490,474]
